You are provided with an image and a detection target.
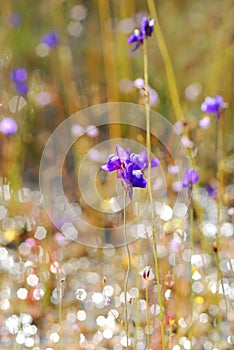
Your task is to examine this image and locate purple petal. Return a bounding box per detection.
[131,170,147,188]
[151,158,160,167]
[141,17,155,37]
[101,155,121,172]
[201,95,223,114]
[11,68,27,82]
[41,30,59,48]
[130,151,147,169]
[182,168,199,188]
[116,145,130,162]
[215,94,224,106]
[14,81,28,95]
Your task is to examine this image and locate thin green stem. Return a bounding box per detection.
[145,281,151,350]
[143,38,165,350]
[59,278,63,350]
[134,192,142,349]
[189,194,194,349]
[124,190,131,349]
[147,0,184,122]
[215,114,228,336]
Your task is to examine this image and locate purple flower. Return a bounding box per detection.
[182,168,199,189]
[201,94,225,120]
[11,68,27,82]
[14,81,28,95]
[0,117,18,135]
[206,183,217,198]
[101,145,160,197]
[127,17,155,50]
[41,30,59,48]
[141,17,155,37]
[11,68,28,95]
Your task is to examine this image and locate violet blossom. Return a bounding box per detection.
[182,168,199,189]
[101,145,160,197]
[201,94,225,120]
[127,17,155,50]
[11,68,28,95]
[40,30,59,49]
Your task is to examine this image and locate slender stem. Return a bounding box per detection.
[189,194,194,349]
[59,278,63,350]
[124,190,131,349]
[168,319,173,349]
[145,281,151,350]
[215,114,228,335]
[147,0,184,122]
[134,192,142,349]
[143,38,165,350]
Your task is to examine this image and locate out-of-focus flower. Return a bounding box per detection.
[199,116,210,129]
[11,68,27,82]
[7,13,21,28]
[173,121,184,135]
[11,68,28,95]
[0,117,18,135]
[181,135,194,148]
[127,17,155,50]
[228,207,234,216]
[101,145,160,197]
[168,165,179,174]
[201,94,225,120]
[206,183,217,198]
[133,78,159,107]
[35,91,52,107]
[86,125,99,138]
[182,168,199,189]
[184,82,201,101]
[40,30,59,49]
[14,82,28,95]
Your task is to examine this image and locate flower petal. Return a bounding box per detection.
[101,155,121,172]
[131,170,147,188]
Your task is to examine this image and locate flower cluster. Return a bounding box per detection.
[11,68,28,95]
[127,17,155,50]
[101,145,160,197]
[201,94,225,120]
[182,168,199,189]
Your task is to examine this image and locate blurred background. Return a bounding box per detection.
[0,0,233,188]
[0,1,233,349]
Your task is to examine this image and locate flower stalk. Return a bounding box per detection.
[143,37,165,350]
[123,189,131,349]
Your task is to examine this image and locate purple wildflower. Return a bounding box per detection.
[201,94,225,120]
[182,168,199,189]
[127,17,155,50]
[11,68,27,83]
[40,30,59,48]
[11,68,28,95]
[141,17,155,37]
[206,183,218,198]
[0,117,18,135]
[14,81,28,95]
[101,145,160,197]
